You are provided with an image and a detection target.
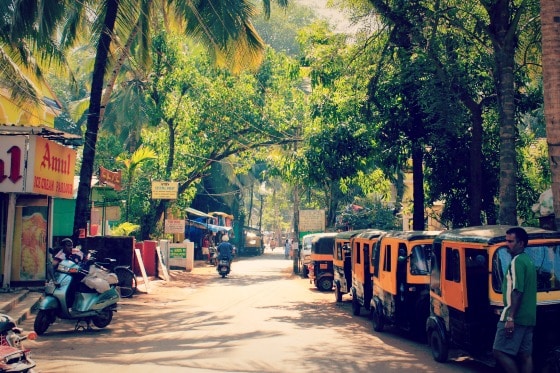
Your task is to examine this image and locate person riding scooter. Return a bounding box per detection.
[217,235,233,265]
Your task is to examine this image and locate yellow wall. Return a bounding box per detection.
[0,73,61,126]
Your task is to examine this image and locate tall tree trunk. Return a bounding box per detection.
[412,143,425,230]
[542,1,560,230]
[73,0,120,241]
[483,0,522,225]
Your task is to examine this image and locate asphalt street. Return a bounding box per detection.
[21,248,493,373]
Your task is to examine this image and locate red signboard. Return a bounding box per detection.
[99,166,122,191]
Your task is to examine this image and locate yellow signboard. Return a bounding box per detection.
[151,181,179,199]
[26,136,76,198]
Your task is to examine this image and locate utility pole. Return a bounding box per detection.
[293,127,300,274]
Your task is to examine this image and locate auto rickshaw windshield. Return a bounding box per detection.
[492,244,560,293]
[410,244,432,275]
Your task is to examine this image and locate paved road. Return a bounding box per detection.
[22,249,493,372]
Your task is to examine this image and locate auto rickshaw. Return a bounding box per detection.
[427,225,560,370]
[370,230,440,337]
[350,229,385,316]
[333,230,366,302]
[307,232,337,291]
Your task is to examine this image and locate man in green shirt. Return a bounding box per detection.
[493,227,536,373]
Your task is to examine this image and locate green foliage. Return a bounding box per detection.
[110,222,140,236]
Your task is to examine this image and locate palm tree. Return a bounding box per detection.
[0,0,71,107]
[541,0,560,229]
[117,146,158,221]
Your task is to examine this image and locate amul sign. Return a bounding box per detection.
[0,135,76,198]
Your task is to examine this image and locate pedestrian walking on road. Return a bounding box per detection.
[493,227,536,373]
[284,239,291,259]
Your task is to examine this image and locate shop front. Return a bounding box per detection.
[0,128,78,288]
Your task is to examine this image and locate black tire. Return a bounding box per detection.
[221,273,227,278]
[429,328,449,363]
[33,310,51,336]
[372,306,384,332]
[92,308,113,328]
[114,267,137,298]
[352,295,361,316]
[335,284,342,302]
[317,277,333,292]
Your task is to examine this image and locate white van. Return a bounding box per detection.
[299,233,321,278]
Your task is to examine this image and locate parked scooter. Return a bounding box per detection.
[0,314,37,372]
[209,247,218,266]
[217,258,231,278]
[34,256,120,335]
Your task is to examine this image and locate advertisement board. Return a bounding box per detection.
[299,209,326,231]
[26,136,76,198]
[151,181,179,199]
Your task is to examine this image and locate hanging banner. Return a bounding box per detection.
[99,166,122,191]
[26,136,76,198]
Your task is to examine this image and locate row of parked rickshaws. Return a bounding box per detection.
[303,226,560,370]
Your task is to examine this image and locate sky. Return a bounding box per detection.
[290,0,361,34]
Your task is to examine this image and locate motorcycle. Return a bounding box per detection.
[33,256,120,335]
[0,314,37,372]
[217,258,231,278]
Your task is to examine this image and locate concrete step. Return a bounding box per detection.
[0,290,43,326]
[10,292,42,325]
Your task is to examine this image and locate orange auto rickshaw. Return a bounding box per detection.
[370,230,440,338]
[350,229,385,316]
[427,225,560,370]
[333,230,366,303]
[308,233,337,291]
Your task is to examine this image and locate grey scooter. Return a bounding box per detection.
[34,259,119,335]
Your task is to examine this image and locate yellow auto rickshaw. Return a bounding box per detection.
[370,230,440,337]
[350,229,385,316]
[427,225,560,370]
[333,230,366,303]
[308,233,337,291]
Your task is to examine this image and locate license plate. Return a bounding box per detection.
[320,264,328,269]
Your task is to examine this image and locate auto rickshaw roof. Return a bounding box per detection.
[334,229,369,241]
[382,230,441,241]
[355,229,386,239]
[310,232,337,254]
[433,225,560,245]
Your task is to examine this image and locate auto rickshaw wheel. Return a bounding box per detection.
[335,284,342,302]
[372,307,384,332]
[429,328,449,363]
[352,295,361,316]
[317,277,333,292]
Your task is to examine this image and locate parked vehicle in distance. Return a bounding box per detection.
[240,227,263,256]
[299,233,320,278]
[333,230,366,303]
[350,229,385,316]
[427,225,560,370]
[308,233,337,291]
[370,230,440,338]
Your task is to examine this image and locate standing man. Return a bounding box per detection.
[493,227,536,373]
[284,239,291,259]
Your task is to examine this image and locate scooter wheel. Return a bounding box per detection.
[92,308,113,328]
[34,310,52,335]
